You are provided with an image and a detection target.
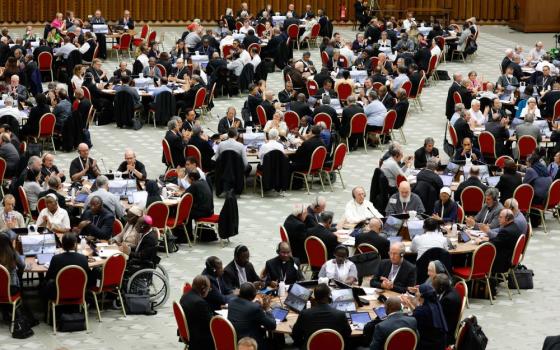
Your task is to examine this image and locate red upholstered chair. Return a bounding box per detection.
[305,236,328,271]
[357,243,378,254]
[247,43,261,55]
[82,86,92,100]
[38,51,54,81]
[447,122,459,147]
[173,301,190,348]
[453,91,463,105]
[222,44,234,58]
[284,110,300,130]
[133,24,150,47]
[195,214,221,245]
[323,143,348,190]
[516,135,537,163]
[396,174,407,188]
[280,225,290,244]
[454,280,468,311]
[162,139,175,169]
[156,63,167,77]
[314,112,332,130]
[37,113,56,153]
[193,87,207,114]
[372,81,383,92]
[18,186,34,223]
[235,22,243,31]
[321,51,330,67]
[164,169,178,181]
[426,54,439,84]
[146,202,170,256]
[457,204,465,224]
[530,179,560,234]
[495,155,514,169]
[287,24,300,49]
[452,242,496,304]
[384,327,418,350]
[256,105,267,128]
[307,329,344,350]
[370,56,379,69]
[91,253,127,321]
[37,196,46,213]
[478,131,497,162]
[513,184,534,216]
[0,265,22,332]
[409,75,426,110]
[338,55,349,68]
[147,31,157,43]
[453,320,470,350]
[552,100,560,121]
[460,186,485,215]
[185,145,203,171]
[401,80,412,97]
[112,219,124,237]
[210,315,237,350]
[183,282,192,294]
[289,146,328,194]
[307,79,319,97]
[368,110,397,148]
[113,33,132,60]
[336,82,353,102]
[167,193,194,247]
[256,23,266,37]
[306,23,321,48]
[48,265,89,334]
[347,113,368,152]
[497,234,526,299]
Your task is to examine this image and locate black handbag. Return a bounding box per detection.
[507,265,534,289]
[11,308,34,339]
[58,312,86,332]
[459,315,488,350]
[124,293,154,315]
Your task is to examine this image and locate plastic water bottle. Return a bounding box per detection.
[161,187,168,199]
[452,224,458,236]
[306,300,311,309]
[80,237,87,253]
[278,281,286,297]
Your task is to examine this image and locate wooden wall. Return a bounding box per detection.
[0,0,517,24]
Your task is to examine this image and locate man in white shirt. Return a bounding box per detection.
[364,90,388,128]
[391,66,410,94]
[0,97,20,118]
[216,128,251,175]
[36,194,71,233]
[54,36,77,59]
[430,40,441,57]
[258,128,284,165]
[402,12,416,31]
[249,48,261,73]
[410,218,450,260]
[340,42,356,64]
[528,41,545,62]
[136,47,150,69]
[85,175,126,218]
[468,99,486,126]
[239,46,251,65]
[342,186,383,225]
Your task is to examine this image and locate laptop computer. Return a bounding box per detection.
[284,283,312,313]
[444,161,460,175]
[37,253,54,265]
[21,234,56,256]
[382,216,404,237]
[330,288,356,312]
[439,174,454,187]
[407,219,424,240]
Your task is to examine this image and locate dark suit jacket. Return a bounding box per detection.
[45,252,95,290]
[306,224,338,259]
[260,99,276,120]
[165,130,186,166]
[485,120,510,156]
[80,207,115,240]
[409,71,423,96]
[188,135,215,172]
[539,90,560,117]
[292,135,324,171]
[278,89,297,103]
[313,104,340,131]
[413,304,447,350]
[414,146,440,169]
[445,81,462,119]
[202,268,231,310]
[371,312,418,350]
[117,160,147,180]
[291,304,352,349]
[453,118,474,145]
[290,100,313,118]
[185,180,213,219]
[454,176,488,202]
[501,57,512,74]
[283,214,308,262]
[242,34,261,49]
[341,103,364,137]
[355,231,390,259]
[440,288,462,345]
[496,172,522,204]
[490,222,522,273]
[179,291,215,350]
[288,70,307,92]
[217,117,243,134]
[227,297,276,347]
[38,188,67,210]
[370,259,416,293]
[304,206,320,228]
[222,260,261,290]
[264,256,303,285]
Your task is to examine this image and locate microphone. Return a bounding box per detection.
[367,207,377,219]
[100,158,108,174]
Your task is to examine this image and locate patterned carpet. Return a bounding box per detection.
[1,25,558,350]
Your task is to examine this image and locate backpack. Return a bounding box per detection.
[459,315,488,350]
[12,307,35,339]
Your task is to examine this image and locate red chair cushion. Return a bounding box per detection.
[9,292,21,302]
[452,267,471,279]
[197,214,219,223]
[531,204,544,210]
[167,217,177,227]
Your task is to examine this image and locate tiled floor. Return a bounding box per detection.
[1,25,558,349]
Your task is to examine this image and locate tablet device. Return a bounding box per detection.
[37,253,54,265]
[382,216,404,237]
[284,283,312,313]
[459,231,471,243]
[75,193,88,203]
[350,311,372,324]
[271,307,289,322]
[331,288,356,312]
[407,220,424,240]
[374,306,387,320]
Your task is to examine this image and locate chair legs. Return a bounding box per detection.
[83,302,89,332]
[253,175,263,197]
[337,169,345,189]
[500,273,513,300]
[324,171,333,192]
[117,288,127,317]
[10,301,18,333]
[363,136,368,153]
[485,276,494,305]
[510,268,521,295]
[182,224,193,247]
[92,292,102,322]
[163,228,169,257]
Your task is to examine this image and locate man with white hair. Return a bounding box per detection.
[283,203,309,263]
[468,99,486,126]
[117,148,147,180]
[258,128,284,165]
[0,97,20,118]
[385,181,426,216]
[528,41,545,62]
[289,61,308,93]
[343,186,383,226]
[305,196,327,228]
[515,112,542,143]
[482,198,528,238]
[501,48,514,73]
[7,75,28,102]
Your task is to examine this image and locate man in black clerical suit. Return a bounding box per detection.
[264,242,304,286]
[370,242,416,293]
[179,275,215,350]
[223,245,263,290]
[306,211,338,259]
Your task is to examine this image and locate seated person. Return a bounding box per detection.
[188,125,216,172]
[318,245,358,285]
[142,57,163,81]
[85,175,126,218]
[283,204,309,263]
[465,188,503,230]
[69,143,101,181]
[432,274,462,346]
[0,133,19,178]
[116,148,147,180]
[432,187,458,223]
[364,90,388,132]
[223,245,263,291]
[111,206,143,248]
[36,194,71,233]
[117,215,159,265]
[0,195,25,238]
[381,147,413,189]
[178,156,207,190]
[355,218,390,259]
[41,152,66,183]
[179,275,215,349]
[218,107,243,135]
[263,112,288,136]
[453,165,488,203]
[306,211,338,259]
[291,283,352,348]
[75,196,115,240]
[385,181,426,216]
[341,186,383,226]
[410,218,450,260]
[414,137,440,169]
[290,125,325,172]
[370,297,418,350]
[202,256,233,310]
[370,242,416,293]
[452,137,483,164]
[305,196,327,228]
[263,242,304,287]
[183,171,213,243]
[216,127,252,175]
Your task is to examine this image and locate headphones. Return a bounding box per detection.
[205,257,216,275]
[234,244,247,258]
[334,244,349,258]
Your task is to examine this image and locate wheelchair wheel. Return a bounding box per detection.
[156,264,168,279]
[126,268,170,308]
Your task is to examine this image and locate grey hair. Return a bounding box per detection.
[319,211,334,223]
[292,203,305,216]
[454,103,465,112]
[96,175,109,187]
[426,158,438,171]
[28,156,40,166]
[4,96,13,106]
[268,128,279,140]
[192,125,202,136]
[322,94,331,105]
[167,119,178,130]
[524,112,535,123]
[485,187,499,201]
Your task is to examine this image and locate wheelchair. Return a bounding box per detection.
[122,256,170,309]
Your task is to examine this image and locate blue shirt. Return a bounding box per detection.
[364,100,387,127]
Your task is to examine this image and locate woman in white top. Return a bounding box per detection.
[318,245,358,285]
[300,17,318,42]
[70,64,84,90]
[23,169,43,212]
[377,31,391,50]
[264,111,288,136]
[238,20,254,35]
[520,97,541,120]
[36,194,70,233]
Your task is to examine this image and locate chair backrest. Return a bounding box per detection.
[454,321,470,350]
[349,113,367,136]
[193,87,207,109]
[256,23,266,37]
[173,301,190,344]
[513,184,534,214]
[305,236,328,269]
[380,110,397,135]
[247,43,261,54]
[329,143,348,171]
[448,122,458,147]
[543,179,560,210]
[38,113,56,138]
[162,139,175,168]
[357,243,378,254]
[186,145,203,171]
[336,82,353,101]
[478,131,497,160]
[287,24,299,39]
[92,43,100,60]
[183,282,192,294]
[511,234,526,267]
[55,265,87,305]
[235,22,243,31]
[18,186,31,217]
[460,186,485,214]
[384,327,418,350]
[37,196,47,213]
[0,158,7,183]
[113,219,124,236]
[401,80,412,97]
[140,24,150,39]
[222,44,234,58]
[453,91,463,105]
[307,79,319,97]
[156,63,167,77]
[210,315,237,350]
[280,225,290,243]
[321,51,329,65]
[411,76,426,98]
[307,329,344,350]
[314,112,332,130]
[310,23,321,38]
[38,51,53,70]
[517,135,537,161]
[82,86,92,100]
[370,56,380,68]
[147,31,157,43]
[146,201,170,230]
[255,105,267,128]
[454,280,468,311]
[284,110,300,130]
[457,204,465,224]
[0,265,13,303]
[372,81,383,92]
[435,36,445,50]
[553,99,560,121]
[427,54,438,76]
[396,174,407,188]
[495,155,513,169]
[99,253,127,290]
[119,33,132,47]
[176,193,194,225]
[306,146,328,174]
[469,242,496,280]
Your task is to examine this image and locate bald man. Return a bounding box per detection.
[117,148,147,180]
[69,143,101,181]
[370,242,416,293]
[385,181,425,216]
[355,218,390,259]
